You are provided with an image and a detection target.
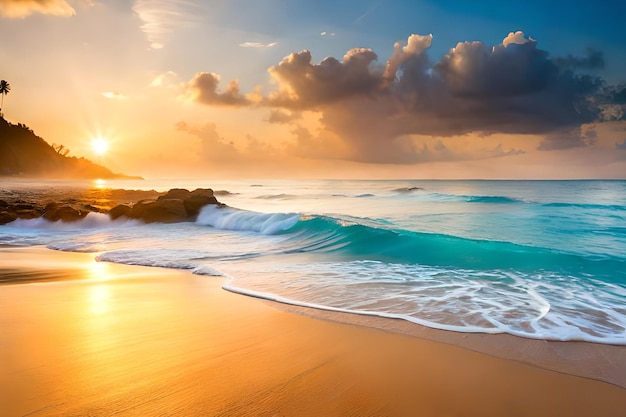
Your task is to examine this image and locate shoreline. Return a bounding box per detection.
[1,246,625,416]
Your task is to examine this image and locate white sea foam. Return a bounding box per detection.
[220,260,626,344]
[196,205,300,234]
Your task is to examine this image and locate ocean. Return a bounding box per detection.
[2,179,625,344]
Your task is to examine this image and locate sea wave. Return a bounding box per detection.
[195,205,626,281]
[196,205,300,234]
[542,202,626,211]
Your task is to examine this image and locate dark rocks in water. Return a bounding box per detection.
[0,210,17,224]
[125,198,188,223]
[0,187,224,225]
[214,190,236,196]
[157,188,191,201]
[42,203,88,222]
[109,204,131,220]
[109,188,222,223]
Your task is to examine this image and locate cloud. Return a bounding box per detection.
[554,48,605,70]
[265,109,301,124]
[502,30,534,47]
[132,0,199,49]
[239,41,277,48]
[266,48,383,108]
[102,91,127,100]
[176,121,241,161]
[187,31,623,163]
[538,127,597,150]
[150,71,178,87]
[183,72,250,106]
[383,33,432,82]
[0,0,75,18]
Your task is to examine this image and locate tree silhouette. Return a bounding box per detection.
[0,80,10,116]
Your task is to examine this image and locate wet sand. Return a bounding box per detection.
[1,246,625,416]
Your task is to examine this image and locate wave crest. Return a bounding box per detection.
[196,205,300,234]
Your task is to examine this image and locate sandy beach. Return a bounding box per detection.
[1,246,625,417]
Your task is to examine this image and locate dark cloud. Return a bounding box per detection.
[606,84,626,104]
[266,109,301,124]
[538,127,597,151]
[187,31,625,163]
[266,48,383,108]
[554,48,605,70]
[183,72,249,107]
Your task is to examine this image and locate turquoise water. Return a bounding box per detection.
[2,179,625,344]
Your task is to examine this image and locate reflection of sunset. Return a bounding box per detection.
[88,285,110,315]
[85,259,111,281]
[93,178,107,189]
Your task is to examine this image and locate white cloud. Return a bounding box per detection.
[502,31,535,47]
[239,41,278,48]
[102,91,127,100]
[150,71,178,87]
[132,0,200,49]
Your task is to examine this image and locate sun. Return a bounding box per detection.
[91,136,109,156]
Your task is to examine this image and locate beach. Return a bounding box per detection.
[1,246,625,417]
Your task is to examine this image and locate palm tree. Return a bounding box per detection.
[0,80,10,116]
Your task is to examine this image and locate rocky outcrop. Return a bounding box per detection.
[42,202,88,222]
[0,187,224,225]
[109,188,222,223]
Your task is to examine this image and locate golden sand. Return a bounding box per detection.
[1,247,625,416]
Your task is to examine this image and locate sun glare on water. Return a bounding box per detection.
[92,136,109,156]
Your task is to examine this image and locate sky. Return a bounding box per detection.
[1,0,625,179]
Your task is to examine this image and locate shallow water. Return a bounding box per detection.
[2,179,625,344]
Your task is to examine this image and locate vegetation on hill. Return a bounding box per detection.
[0,116,141,179]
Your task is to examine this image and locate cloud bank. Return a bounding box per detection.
[0,0,75,18]
[184,31,625,163]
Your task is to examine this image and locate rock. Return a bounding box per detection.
[158,188,191,201]
[43,204,87,222]
[0,187,223,225]
[0,210,17,224]
[15,209,42,219]
[83,204,107,213]
[190,188,214,197]
[14,203,36,211]
[183,194,219,217]
[109,204,132,220]
[129,198,188,223]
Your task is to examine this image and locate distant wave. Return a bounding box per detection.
[428,193,524,204]
[254,194,299,200]
[393,186,423,193]
[465,195,523,204]
[542,202,626,211]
